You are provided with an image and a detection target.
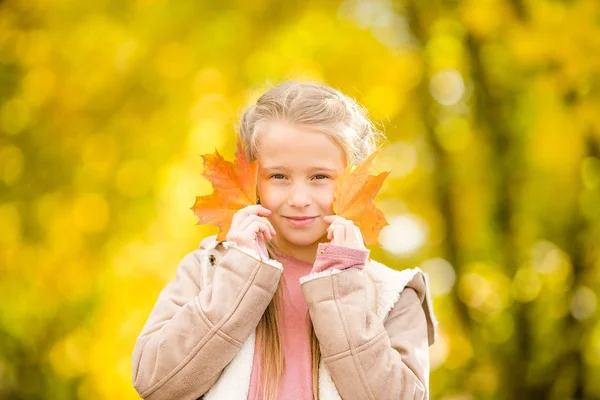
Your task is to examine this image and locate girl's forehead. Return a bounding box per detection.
[257,121,346,169]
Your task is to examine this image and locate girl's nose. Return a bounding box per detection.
[287,189,312,208]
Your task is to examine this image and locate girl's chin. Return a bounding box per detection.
[273,229,327,247]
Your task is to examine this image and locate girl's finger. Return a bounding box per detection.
[324,215,355,227]
[233,205,272,226]
[247,221,273,241]
[327,222,342,241]
[352,225,364,247]
[326,223,338,240]
[239,214,276,236]
[256,232,269,260]
[252,213,276,235]
[237,214,258,232]
[330,224,346,244]
[257,231,268,246]
[242,204,272,215]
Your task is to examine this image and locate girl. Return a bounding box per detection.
[132,81,437,400]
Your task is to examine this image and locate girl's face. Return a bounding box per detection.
[256,121,346,250]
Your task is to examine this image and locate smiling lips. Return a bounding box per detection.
[283,216,318,228]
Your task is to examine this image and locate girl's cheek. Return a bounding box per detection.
[318,193,335,212]
[257,180,272,199]
[322,184,336,202]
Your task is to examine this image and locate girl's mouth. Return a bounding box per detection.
[283,216,317,228]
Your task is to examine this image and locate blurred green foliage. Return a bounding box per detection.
[1,0,599,399]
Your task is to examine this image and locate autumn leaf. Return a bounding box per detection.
[191,139,258,240]
[332,150,390,246]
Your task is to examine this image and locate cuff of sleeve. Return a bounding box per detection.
[222,241,283,271]
[310,243,370,274]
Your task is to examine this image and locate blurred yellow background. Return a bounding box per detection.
[1,0,599,399]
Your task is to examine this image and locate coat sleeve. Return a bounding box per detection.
[300,249,435,400]
[131,242,282,400]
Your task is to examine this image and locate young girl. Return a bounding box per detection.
[132,81,437,400]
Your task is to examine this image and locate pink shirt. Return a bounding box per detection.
[247,243,370,400]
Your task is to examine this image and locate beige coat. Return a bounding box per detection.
[132,235,437,400]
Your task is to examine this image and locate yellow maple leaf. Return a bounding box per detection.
[332,150,390,246]
[191,139,258,240]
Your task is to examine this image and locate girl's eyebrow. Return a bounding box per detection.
[262,165,337,172]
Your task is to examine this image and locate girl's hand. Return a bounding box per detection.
[323,215,366,250]
[226,205,276,260]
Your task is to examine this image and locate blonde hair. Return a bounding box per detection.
[237,80,385,400]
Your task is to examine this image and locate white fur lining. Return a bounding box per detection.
[202,330,256,400]
[365,261,438,344]
[319,358,343,400]
[299,268,343,285]
[199,235,221,251]
[366,261,413,319]
[221,241,283,271]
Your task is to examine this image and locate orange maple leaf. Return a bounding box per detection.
[191,139,258,240]
[332,150,390,246]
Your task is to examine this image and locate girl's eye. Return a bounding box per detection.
[268,173,329,180]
